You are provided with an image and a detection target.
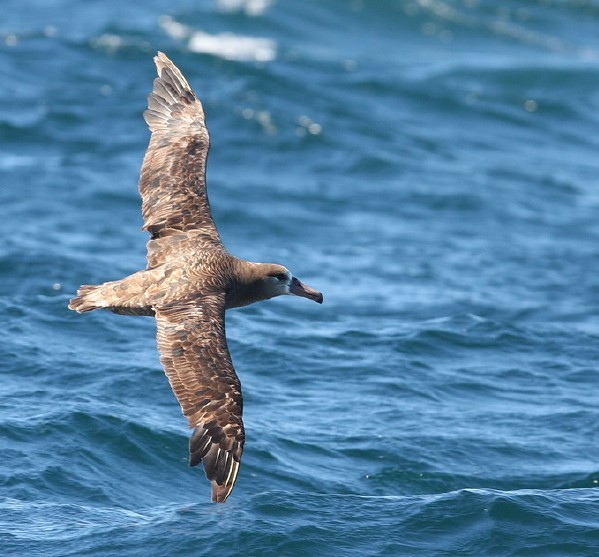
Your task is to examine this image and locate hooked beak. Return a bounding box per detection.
[289,277,323,304]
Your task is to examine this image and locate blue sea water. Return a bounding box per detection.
[2,0,599,555]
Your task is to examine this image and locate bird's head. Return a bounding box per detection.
[259,264,323,304]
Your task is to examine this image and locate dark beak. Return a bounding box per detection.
[289,277,323,304]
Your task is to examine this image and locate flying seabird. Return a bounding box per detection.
[68,52,323,503]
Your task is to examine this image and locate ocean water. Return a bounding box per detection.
[2,0,599,555]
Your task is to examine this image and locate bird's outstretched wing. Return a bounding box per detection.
[140,52,221,268]
[154,294,244,503]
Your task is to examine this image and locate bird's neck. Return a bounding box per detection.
[224,260,272,309]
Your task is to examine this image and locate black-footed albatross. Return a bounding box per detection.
[68,52,323,503]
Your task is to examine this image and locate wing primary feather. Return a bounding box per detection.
[189,427,212,466]
[224,458,239,488]
[215,449,228,485]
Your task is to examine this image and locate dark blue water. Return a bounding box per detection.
[2,1,599,555]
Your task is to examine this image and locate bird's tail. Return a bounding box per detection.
[69,272,157,316]
[68,284,108,313]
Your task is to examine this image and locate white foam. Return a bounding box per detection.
[159,15,276,62]
[217,0,274,17]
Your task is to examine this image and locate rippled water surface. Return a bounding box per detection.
[2,1,599,555]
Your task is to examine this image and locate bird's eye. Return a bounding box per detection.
[270,273,288,281]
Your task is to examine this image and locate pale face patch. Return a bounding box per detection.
[266,268,292,296]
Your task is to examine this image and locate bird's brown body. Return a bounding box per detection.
[69,52,322,502]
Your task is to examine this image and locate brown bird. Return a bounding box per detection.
[69,52,323,503]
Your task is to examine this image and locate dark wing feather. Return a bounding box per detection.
[140,52,221,268]
[154,294,244,503]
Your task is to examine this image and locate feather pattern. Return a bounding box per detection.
[139,51,220,269]
[155,295,244,503]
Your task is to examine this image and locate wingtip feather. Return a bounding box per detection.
[144,51,202,133]
[189,426,242,503]
[211,480,234,503]
[210,459,240,503]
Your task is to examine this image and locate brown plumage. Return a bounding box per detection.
[69,52,323,503]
